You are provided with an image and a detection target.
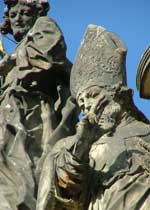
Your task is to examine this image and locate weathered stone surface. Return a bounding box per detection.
[70,24,127,99]
[1,1,150,210]
[44,24,150,210]
[0,1,78,210]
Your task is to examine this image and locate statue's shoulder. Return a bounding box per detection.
[115,120,150,139]
[129,120,150,136]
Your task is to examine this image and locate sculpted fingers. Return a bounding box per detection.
[55,149,85,196]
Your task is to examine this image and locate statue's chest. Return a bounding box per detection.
[89,134,132,175]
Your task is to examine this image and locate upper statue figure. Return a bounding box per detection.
[0,1,78,210]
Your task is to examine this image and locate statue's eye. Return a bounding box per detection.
[22,10,32,16]
[9,12,16,18]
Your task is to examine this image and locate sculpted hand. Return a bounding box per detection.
[40,97,57,149]
[55,148,87,198]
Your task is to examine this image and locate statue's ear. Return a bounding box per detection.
[114,86,134,103]
[127,88,134,97]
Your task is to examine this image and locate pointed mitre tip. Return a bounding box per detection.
[87,24,106,31]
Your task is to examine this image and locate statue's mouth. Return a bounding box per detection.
[14,21,24,28]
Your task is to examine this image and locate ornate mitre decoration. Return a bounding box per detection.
[70,24,127,99]
[136,46,150,99]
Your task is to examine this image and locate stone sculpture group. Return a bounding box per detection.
[0,1,150,210]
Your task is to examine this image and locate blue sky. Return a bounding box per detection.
[0,0,150,118]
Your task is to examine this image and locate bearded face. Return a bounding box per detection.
[77,86,122,132]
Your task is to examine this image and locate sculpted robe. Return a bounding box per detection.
[40,119,150,210]
[88,119,150,210]
[0,16,77,210]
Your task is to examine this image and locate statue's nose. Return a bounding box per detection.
[14,13,23,23]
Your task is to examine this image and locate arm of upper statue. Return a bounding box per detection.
[37,145,89,210]
[36,115,100,210]
[17,16,67,71]
[0,53,16,77]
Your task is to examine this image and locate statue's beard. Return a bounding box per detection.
[97,102,121,132]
